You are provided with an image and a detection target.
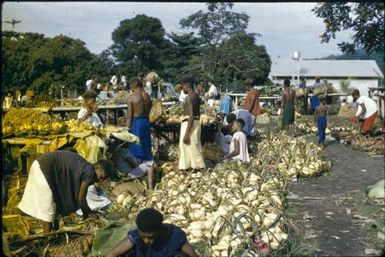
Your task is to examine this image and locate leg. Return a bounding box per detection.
[41,220,52,234]
[147,164,154,190]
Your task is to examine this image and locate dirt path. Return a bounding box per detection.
[286,141,385,256]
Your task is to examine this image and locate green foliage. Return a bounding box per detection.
[180,2,250,47]
[110,15,168,77]
[162,32,202,82]
[2,31,113,97]
[176,3,270,90]
[312,2,385,54]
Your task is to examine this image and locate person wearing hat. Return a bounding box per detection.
[351,89,378,134]
[78,90,104,128]
[107,208,199,257]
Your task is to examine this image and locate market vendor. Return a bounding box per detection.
[282,79,296,130]
[78,90,104,128]
[18,150,114,234]
[107,208,199,257]
[207,81,219,106]
[179,78,206,171]
[126,77,153,161]
[351,89,378,134]
[105,134,155,190]
[242,79,261,118]
[175,83,187,103]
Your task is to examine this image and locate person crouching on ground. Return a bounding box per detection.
[351,89,378,135]
[18,150,114,234]
[222,118,250,163]
[314,98,328,147]
[107,208,199,257]
[105,134,155,190]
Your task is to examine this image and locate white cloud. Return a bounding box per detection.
[2,2,352,58]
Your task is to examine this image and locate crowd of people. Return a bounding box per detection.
[13,73,380,256]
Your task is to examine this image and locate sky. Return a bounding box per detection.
[2,2,353,60]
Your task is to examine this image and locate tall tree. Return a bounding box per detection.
[178,3,270,90]
[180,2,249,47]
[2,31,112,96]
[312,2,385,53]
[162,32,202,82]
[110,15,168,77]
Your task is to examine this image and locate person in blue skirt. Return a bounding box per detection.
[126,77,153,161]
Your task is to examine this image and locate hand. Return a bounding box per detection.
[183,135,191,145]
[350,115,357,123]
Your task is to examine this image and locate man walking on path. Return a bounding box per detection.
[282,79,296,130]
[351,89,378,134]
[126,77,153,161]
[178,78,206,171]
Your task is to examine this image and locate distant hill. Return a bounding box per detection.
[308,49,384,76]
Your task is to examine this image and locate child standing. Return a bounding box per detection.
[314,98,328,147]
[223,118,250,162]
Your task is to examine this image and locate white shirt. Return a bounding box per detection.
[179,91,188,103]
[144,81,152,96]
[356,96,377,119]
[76,185,111,216]
[78,107,104,128]
[208,84,218,99]
[86,79,94,91]
[229,131,250,162]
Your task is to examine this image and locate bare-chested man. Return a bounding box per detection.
[314,98,328,147]
[178,79,206,171]
[126,77,153,161]
[282,79,296,130]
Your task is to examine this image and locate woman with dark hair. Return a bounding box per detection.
[78,90,104,128]
[107,208,199,257]
[18,150,114,233]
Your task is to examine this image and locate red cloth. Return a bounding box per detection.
[242,89,260,116]
[361,111,378,132]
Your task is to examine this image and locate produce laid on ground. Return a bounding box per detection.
[295,118,384,155]
[3,131,330,256]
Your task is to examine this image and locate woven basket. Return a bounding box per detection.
[313,87,326,95]
[202,143,222,161]
[3,214,30,238]
[295,88,305,97]
[46,235,93,257]
[149,100,163,123]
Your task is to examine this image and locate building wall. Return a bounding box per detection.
[270,77,379,97]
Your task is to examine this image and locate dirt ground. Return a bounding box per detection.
[285,140,385,257]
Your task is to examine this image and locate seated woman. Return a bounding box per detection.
[222,119,250,163]
[107,208,198,257]
[77,90,104,128]
[105,135,155,190]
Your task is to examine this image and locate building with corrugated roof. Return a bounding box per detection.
[269,59,384,96]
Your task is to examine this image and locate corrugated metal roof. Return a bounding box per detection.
[270,59,384,78]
